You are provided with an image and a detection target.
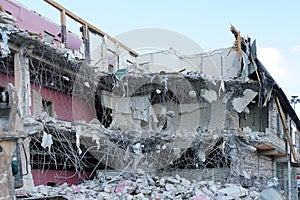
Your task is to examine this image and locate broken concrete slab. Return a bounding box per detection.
[232,89,258,113]
[259,187,284,200]
[201,89,217,104]
[218,185,248,197]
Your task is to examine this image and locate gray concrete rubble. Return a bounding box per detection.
[0,4,298,199]
[16,172,283,200]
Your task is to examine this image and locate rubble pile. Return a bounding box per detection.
[19,171,263,200]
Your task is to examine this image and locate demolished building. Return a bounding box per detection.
[0,0,300,199]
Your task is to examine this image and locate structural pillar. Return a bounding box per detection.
[0,138,17,200]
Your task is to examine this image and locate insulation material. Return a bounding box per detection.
[41,131,53,153]
[131,96,151,122]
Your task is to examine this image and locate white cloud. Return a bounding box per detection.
[257,47,300,115]
[291,45,300,54]
[257,47,292,86]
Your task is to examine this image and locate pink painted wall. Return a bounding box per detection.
[72,97,96,122]
[31,169,93,186]
[0,72,14,87]
[0,0,82,50]
[31,84,95,122]
[1,72,95,122]
[31,85,73,120]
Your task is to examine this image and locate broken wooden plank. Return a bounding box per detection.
[60,9,67,45]
[275,96,298,162]
[229,113,243,134]
[250,53,262,86]
[230,25,242,61]
[43,0,138,56]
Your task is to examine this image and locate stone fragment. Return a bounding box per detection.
[219,185,248,197]
[104,184,113,193]
[165,183,177,192]
[137,168,145,175]
[166,177,180,184]
[181,177,191,186]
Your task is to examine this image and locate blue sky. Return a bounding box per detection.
[14,0,300,113]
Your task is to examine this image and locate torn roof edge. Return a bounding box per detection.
[255,58,300,130]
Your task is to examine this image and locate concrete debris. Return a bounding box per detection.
[17,172,271,200]
[218,185,248,198]
[232,89,258,113]
[200,89,217,104]
[0,2,297,199]
[0,28,10,57]
[0,11,16,24]
[259,187,284,200]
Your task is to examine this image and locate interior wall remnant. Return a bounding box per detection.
[239,103,269,132]
[31,89,43,116]
[100,90,166,130]
[208,101,227,130]
[178,103,210,131]
[32,89,57,118]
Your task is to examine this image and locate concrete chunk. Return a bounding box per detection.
[232,89,257,113]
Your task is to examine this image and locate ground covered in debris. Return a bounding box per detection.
[16,171,280,200]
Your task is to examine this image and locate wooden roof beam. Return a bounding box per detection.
[43,0,138,56]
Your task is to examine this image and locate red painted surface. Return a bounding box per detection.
[0,0,83,50]
[31,169,93,186]
[0,72,14,87]
[31,85,95,122]
[72,96,96,122]
[31,85,73,120]
[0,72,95,122]
[0,0,97,185]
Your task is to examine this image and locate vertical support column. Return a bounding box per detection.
[20,138,34,190]
[82,24,90,63]
[14,52,31,119]
[60,9,67,47]
[0,81,23,199]
[288,140,292,200]
[115,44,120,71]
[102,36,108,73]
[0,140,17,200]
